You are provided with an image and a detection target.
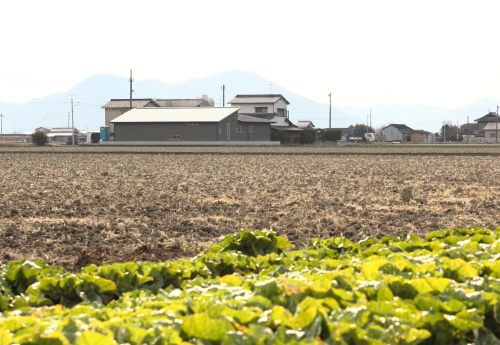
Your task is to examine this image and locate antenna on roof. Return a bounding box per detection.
[129,69,134,108]
[268,83,273,94]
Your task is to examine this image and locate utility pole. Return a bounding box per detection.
[496,106,499,144]
[443,120,446,143]
[467,116,470,144]
[370,109,372,129]
[71,98,75,146]
[68,112,70,128]
[222,85,225,107]
[129,69,134,108]
[0,114,3,141]
[328,93,331,129]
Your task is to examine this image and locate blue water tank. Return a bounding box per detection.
[100,126,109,141]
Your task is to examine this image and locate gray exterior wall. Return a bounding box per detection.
[382,126,405,142]
[113,112,271,142]
[114,122,218,141]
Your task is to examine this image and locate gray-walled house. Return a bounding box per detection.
[381,124,413,142]
[228,94,304,144]
[103,96,214,136]
[110,107,274,142]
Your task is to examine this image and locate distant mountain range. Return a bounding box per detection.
[1,71,498,134]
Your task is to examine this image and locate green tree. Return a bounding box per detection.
[31,132,49,146]
[460,123,477,137]
[320,129,342,141]
[349,124,375,137]
[440,123,460,142]
[300,129,317,144]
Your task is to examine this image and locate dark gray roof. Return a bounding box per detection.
[296,121,315,128]
[229,94,290,105]
[474,112,500,122]
[382,124,413,132]
[238,114,275,123]
[240,113,276,120]
[272,126,303,131]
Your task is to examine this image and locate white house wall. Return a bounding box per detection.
[272,99,288,113]
[382,126,404,142]
[232,99,288,115]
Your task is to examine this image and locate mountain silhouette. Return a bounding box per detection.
[0,71,498,134]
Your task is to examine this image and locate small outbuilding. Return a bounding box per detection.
[381,124,413,142]
[410,130,435,143]
[110,107,275,143]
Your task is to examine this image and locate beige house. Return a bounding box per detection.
[103,96,214,136]
[410,130,435,143]
[483,122,499,140]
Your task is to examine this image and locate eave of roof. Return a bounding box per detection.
[238,114,276,123]
[474,112,500,122]
[239,113,276,120]
[382,124,413,131]
[229,94,290,105]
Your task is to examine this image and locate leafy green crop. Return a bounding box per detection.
[0,227,500,344]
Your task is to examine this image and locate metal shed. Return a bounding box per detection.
[110,107,275,143]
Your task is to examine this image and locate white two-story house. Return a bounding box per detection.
[228,94,290,118]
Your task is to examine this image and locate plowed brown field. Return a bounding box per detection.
[1,145,499,271]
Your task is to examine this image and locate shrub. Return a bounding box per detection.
[90,133,100,143]
[300,128,316,144]
[271,130,285,142]
[31,132,49,146]
[321,129,342,141]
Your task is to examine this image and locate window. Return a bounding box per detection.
[255,107,267,113]
[490,133,497,137]
[277,108,285,117]
[218,127,221,134]
[249,126,254,133]
[236,126,244,133]
[168,135,180,140]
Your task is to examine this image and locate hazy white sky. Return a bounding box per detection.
[1,0,499,109]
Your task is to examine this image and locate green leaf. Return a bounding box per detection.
[181,313,234,341]
[293,307,317,329]
[376,285,394,301]
[75,331,118,345]
[425,277,451,293]
[268,306,294,328]
[0,330,14,345]
[474,327,500,345]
